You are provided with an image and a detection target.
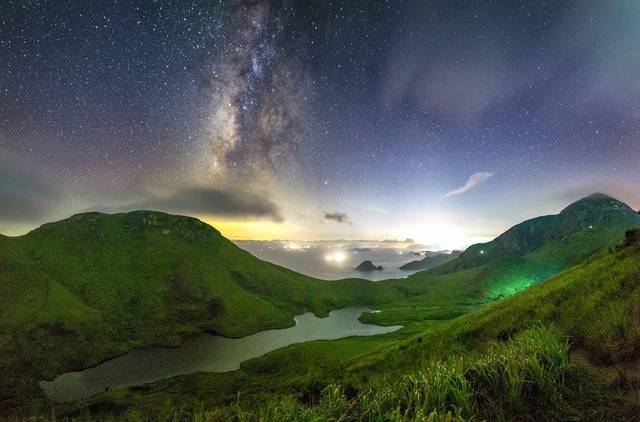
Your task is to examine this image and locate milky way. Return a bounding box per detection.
[194,1,311,189]
[1,1,639,245]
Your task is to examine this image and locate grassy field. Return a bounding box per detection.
[358,225,636,327]
[361,194,640,326]
[1,194,638,417]
[69,231,640,420]
[0,211,397,413]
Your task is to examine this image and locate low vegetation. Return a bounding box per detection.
[0,211,399,411]
[1,194,639,418]
[199,327,570,421]
[60,232,640,420]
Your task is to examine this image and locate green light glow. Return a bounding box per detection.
[486,278,537,301]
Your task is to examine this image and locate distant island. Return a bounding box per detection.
[355,260,383,271]
[399,250,462,270]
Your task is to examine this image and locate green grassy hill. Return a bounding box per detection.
[361,194,640,326]
[0,211,401,411]
[1,194,638,417]
[81,229,640,421]
[331,228,640,420]
[433,193,639,273]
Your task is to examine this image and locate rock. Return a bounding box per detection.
[355,260,383,271]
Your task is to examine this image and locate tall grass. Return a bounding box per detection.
[128,326,569,421]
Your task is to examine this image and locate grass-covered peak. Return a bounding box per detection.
[557,193,638,223]
[0,211,400,411]
[30,210,222,241]
[433,194,639,273]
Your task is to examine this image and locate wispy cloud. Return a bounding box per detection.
[323,212,352,225]
[446,172,495,197]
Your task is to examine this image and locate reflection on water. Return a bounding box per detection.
[40,307,401,402]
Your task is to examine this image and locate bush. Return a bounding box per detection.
[620,229,640,249]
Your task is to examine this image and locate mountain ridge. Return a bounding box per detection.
[431,193,639,274]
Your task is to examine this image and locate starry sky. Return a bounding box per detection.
[1,0,640,248]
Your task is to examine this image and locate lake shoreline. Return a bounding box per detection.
[40,307,402,403]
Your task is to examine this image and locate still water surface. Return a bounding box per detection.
[40,307,400,402]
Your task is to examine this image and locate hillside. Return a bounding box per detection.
[1,194,638,416]
[361,194,640,325]
[283,234,640,420]
[62,230,640,420]
[433,193,639,274]
[0,211,401,411]
[329,229,640,420]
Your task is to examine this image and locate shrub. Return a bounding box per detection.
[620,229,640,249]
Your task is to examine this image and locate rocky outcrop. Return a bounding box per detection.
[355,260,383,271]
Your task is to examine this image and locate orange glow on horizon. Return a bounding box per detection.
[199,218,297,240]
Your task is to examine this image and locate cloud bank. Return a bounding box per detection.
[446,172,495,197]
[98,187,283,222]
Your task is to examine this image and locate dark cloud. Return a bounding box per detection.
[0,153,60,223]
[323,212,351,224]
[105,187,283,222]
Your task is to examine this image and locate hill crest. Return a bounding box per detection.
[432,193,639,273]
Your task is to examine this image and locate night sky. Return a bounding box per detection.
[2,1,640,248]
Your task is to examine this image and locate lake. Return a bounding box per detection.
[40,307,401,402]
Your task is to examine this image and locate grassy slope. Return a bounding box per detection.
[431,193,639,274]
[347,238,640,419]
[77,236,640,420]
[1,196,637,414]
[0,211,401,411]
[345,239,640,419]
[361,225,634,326]
[360,194,640,326]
